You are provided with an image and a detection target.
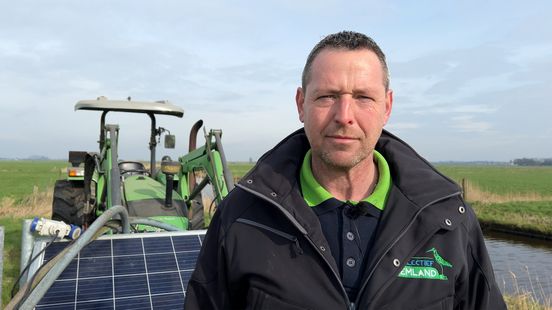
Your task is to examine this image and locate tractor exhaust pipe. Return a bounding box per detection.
[187,120,203,194]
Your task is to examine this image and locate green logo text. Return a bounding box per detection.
[398,248,452,281]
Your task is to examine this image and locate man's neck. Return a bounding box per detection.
[310,154,379,202]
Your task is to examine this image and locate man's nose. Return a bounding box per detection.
[334,96,354,125]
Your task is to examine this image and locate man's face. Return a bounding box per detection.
[296,48,393,170]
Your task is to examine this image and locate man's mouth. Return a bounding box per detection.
[326,135,358,141]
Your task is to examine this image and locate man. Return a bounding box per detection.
[185,31,506,309]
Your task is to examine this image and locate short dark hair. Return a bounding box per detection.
[301,31,390,91]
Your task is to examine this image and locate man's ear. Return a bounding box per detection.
[383,89,393,125]
[296,87,305,123]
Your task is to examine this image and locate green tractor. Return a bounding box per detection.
[51,96,234,232]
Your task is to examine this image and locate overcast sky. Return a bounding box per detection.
[1,1,551,162]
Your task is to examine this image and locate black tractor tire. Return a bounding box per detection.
[52,180,93,227]
[188,194,205,230]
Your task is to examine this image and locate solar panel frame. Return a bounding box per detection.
[28,230,206,310]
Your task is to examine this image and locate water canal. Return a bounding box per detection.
[485,231,552,303]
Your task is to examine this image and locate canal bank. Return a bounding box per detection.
[481,222,552,241]
[472,201,552,240]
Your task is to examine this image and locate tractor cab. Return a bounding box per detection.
[54,97,189,231]
[75,96,184,177]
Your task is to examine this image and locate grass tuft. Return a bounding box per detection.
[463,180,552,203]
[505,293,552,310]
[0,186,52,218]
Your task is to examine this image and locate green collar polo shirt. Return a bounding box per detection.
[300,149,392,301]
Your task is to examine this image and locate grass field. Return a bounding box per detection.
[436,165,552,197]
[435,164,552,237]
[0,160,66,202]
[228,161,255,180]
[1,217,24,304]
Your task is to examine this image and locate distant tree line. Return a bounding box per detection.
[512,158,552,166]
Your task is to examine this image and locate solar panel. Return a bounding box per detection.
[29,230,206,309]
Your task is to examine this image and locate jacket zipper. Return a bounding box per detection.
[235,218,303,255]
[236,183,355,309]
[354,191,462,306]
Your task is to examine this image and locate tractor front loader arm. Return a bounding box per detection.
[178,127,234,207]
[178,124,234,222]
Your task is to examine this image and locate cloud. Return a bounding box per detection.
[450,115,492,133]
[1,1,552,161]
[386,122,421,130]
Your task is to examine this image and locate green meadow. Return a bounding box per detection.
[436,165,552,197]
[0,160,66,202]
[436,164,552,237]
[228,161,255,180]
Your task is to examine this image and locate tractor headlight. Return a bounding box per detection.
[161,161,180,175]
[68,167,85,177]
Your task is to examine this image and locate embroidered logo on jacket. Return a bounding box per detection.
[398,247,453,280]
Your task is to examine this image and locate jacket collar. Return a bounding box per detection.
[375,130,461,208]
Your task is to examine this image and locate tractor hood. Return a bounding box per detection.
[122,175,188,229]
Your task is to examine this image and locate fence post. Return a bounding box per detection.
[461,178,468,201]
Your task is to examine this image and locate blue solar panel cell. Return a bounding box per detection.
[115,296,151,310]
[34,230,205,309]
[114,274,149,297]
[149,271,183,295]
[172,235,201,252]
[176,251,200,270]
[77,277,113,301]
[113,238,143,256]
[80,239,111,258]
[151,292,185,310]
[78,257,112,278]
[114,255,146,275]
[143,236,173,254]
[145,253,178,273]
[39,279,76,304]
[77,299,114,309]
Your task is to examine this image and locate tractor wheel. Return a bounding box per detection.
[188,194,205,230]
[52,180,93,227]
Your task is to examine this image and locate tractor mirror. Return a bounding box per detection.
[164,135,175,149]
[165,135,176,149]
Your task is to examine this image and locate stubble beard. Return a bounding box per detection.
[318,146,372,171]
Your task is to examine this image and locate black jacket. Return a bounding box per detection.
[185,129,506,310]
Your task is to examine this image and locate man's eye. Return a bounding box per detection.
[313,95,335,106]
[318,95,336,100]
[356,96,375,104]
[357,95,373,100]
